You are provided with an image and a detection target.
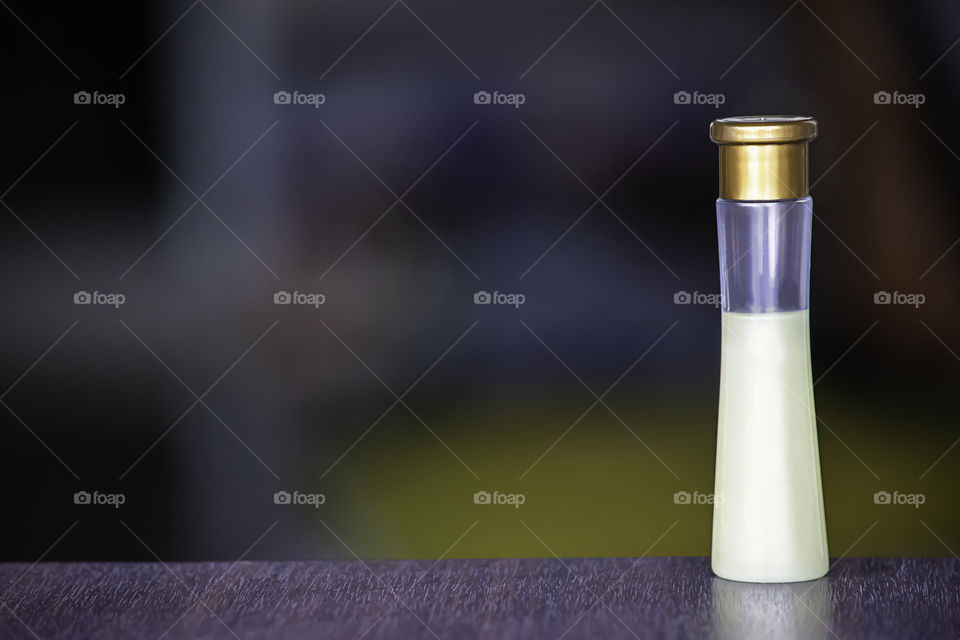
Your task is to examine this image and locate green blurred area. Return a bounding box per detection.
[320,391,959,559]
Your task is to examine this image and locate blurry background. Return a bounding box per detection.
[0,0,958,561]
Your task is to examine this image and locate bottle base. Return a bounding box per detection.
[711,559,828,584]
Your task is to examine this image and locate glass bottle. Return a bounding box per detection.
[710,116,829,583]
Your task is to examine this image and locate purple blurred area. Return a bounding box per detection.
[1,0,959,560]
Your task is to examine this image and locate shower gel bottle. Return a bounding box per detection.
[710,116,828,583]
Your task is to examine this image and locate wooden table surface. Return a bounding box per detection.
[1,557,957,639]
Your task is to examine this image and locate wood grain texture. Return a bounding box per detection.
[0,558,957,639]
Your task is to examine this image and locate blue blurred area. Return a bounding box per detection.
[0,0,959,560]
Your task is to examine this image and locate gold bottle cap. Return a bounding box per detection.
[710,116,817,200]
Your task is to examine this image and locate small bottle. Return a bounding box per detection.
[709,116,829,583]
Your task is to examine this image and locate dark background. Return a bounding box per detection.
[1,0,958,561]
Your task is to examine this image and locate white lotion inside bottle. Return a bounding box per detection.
[712,310,828,582]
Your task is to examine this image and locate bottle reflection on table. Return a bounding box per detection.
[711,576,833,640]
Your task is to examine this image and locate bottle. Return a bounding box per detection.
[709,116,829,583]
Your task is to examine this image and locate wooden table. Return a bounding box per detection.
[1,558,957,639]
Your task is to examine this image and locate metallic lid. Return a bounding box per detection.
[710,116,817,200]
